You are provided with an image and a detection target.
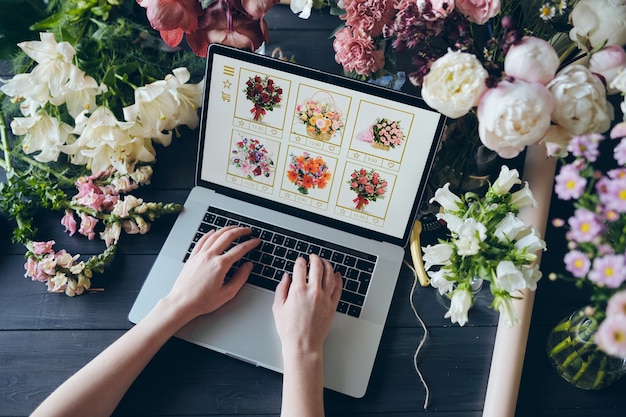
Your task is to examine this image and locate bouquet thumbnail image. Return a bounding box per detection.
[243,75,283,121]
[348,168,388,210]
[286,152,332,195]
[230,137,274,178]
[295,91,344,141]
[357,118,405,150]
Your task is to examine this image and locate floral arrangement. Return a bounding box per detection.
[423,166,546,327]
[295,94,344,141]
[243,75,283,121]
[360,117,405,150]
[230,137,274,178]
[551,122,626,359]
[0,1,204,295]
[347,168,388,210]
[293,0,626,163]
[285,152,332,194]
[137,0,279,57]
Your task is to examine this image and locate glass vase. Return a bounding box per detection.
[546,308,626,390]
[436,276,484,309]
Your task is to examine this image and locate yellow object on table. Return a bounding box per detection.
[409,219,430,287]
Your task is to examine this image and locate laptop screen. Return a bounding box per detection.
[197,44,445,247]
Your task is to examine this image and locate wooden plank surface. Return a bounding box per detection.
[1,4,625,417]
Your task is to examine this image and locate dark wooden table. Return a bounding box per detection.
[2,6,625,417]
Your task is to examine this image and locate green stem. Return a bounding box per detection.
[0,110,15,179]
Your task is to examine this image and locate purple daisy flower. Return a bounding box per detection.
[563,250,591,278]
[567,133,603,162]
[567,208,604,243]
[595,315,626,358]
[606,290,626,317]
[588,254,626,288]
[614,138,626,166]
[555,163,587,200]
[598,176,626,213]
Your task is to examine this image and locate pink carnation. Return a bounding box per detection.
[333,27,384,76]
[341,0,396,37]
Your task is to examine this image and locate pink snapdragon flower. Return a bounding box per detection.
[32,240,55,255]
[78,213,99,240]
[61,210,77,236]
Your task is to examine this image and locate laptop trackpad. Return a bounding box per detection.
[187,285,283,371]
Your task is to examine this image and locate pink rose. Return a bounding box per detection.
[333,27,385,76]
[477,79,554,158]
[504,36,560,85]
[455,0,500,24]
[589,45,626,94]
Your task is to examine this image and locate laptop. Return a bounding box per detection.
[129,44,445,398]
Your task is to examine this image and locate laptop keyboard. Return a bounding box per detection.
[184,207,377,318]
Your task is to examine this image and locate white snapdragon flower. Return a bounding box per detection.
[547,65,613,136]
[422,49,488,119]
[444,289,472,326]
[490,165,521,195]
[494,213,526,242]
[422,243,453,270]
[430,182,462,212]
[100,222,122,247]
[455,218,487,256]
[495,260,527,293]
[11,112,73,162]
[112,195,144,217]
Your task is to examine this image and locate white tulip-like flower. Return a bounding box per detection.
[494,212,526,242]
[511,181,538,208]
[522,264,542,291]
[422,243,453,270]
[430,182,462,211]
[428,269,455,295]
[493,295,520,327]
[444,289,472,326]
[490,165,521,195]
[514,228,547,254]
[422,49,488,119]
[10,112,73,162]
[436,211,463,234]
[495,260,527,293]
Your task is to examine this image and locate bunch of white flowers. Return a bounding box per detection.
[1,32,204,174]
[424,166,546,327]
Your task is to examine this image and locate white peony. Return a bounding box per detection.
[547,65,613,136]
[569,0,626,49]
[504,36,559,85]
[421,49,488,119]
[477,79,554,159]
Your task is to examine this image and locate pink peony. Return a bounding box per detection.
[590,45,626,94]
[504,36,559,85]
[333,27,385,76]
[455,0,500,24]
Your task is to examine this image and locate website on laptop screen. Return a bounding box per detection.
[198,46,444,243]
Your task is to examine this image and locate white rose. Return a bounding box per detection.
[290,0,313,19]
[569,0,626,49]
[477,79,554,159]
[422,49,488,118]
[547,65,613,136]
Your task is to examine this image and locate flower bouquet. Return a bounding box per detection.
[295,92,344,141]
[230,137,274,178]
[424,166,546,327]
[286,152,332,194]
[547,123,626,388]
[243,75,283,121]
[0,1,204,295]
[357,118,405,150]
[347,168,388,210]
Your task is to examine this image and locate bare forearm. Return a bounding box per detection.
[280,351,325,417]
[30,297,190,417]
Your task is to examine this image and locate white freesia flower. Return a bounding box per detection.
[422,49,488,119]
[569,0,626,49]
[290,0,313,19]
[51,65,102,118]
[18,32,75,64]
[430,182,461,211]
[169,68,203,129]
[547,65,613,136]
[444,289,472,326]
[511,181,537,208]
[0,73,49,116]
[493,295,521,327]
[490,165,521,195]
[495,260,527,293]
[494,213,526,242]
[422,243,453,270]
[477,79,554,159]
[428,269,455,295]
[10,112,73,162]
[455,218,487,256]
